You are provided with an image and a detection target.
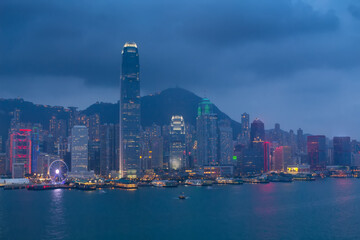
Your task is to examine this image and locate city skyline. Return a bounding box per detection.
[1,0,360,138]
[3,2,360,240]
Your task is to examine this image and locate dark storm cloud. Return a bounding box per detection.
[0,0,340,90]
[2,0,360,137]
[182,0,339,45]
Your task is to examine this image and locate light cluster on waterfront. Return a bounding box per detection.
[0,42,359,187]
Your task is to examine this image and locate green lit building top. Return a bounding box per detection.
[197,98,214,116]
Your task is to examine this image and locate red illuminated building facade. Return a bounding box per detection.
[307,135,326,170]
[10,129,32,178]
[264,142,270,172]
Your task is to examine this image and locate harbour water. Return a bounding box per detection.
[1,178,360,240]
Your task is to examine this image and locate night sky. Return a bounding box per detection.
[1,0,360,138]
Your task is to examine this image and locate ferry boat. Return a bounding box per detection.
[216,177,243,185]
[151,180,178,188]
[138,181,153,187]
[292,174,315,181]
[114,179,138,189]
[76,183,97,191]
[185,179,203,186]
[185,179,213,186]
[267,174,293,183]
[242,177,269,184]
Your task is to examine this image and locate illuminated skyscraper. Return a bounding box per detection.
[140,124,163,170]
[307,135,326,170]
[219,119,233,165]
[169,116,186,170]
[273,146,292,171]
[250,118,265,144]
[88,114,101,173]
[0,153,6,175]
[10,129,32,178]
[71,125,89,172]
[120,42,141,178]
[250,118,265,172]
[239,113,250,145]
[264,142,271,172]
[49,116,67,141]
[31,126,40,174]
[88,114,100,142]
[196,98,218,166]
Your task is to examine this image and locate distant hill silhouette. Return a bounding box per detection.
[0,88,242,145]
[84,88,241,138]
[0,98,69,148]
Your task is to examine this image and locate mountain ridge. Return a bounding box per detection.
[0,88,242,142]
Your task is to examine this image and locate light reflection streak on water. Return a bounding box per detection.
[45,189,68,240]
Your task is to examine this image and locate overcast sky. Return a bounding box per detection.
[1,0,360,138]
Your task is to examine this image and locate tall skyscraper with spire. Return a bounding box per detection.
[120,42,141,178]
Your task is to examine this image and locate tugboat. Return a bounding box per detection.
[178,192,186,200]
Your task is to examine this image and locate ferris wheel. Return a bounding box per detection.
[48,160,69,184]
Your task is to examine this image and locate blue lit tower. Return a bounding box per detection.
[120,42,141,178]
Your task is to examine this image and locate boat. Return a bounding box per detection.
[292,174,315,181]
[138,181,153,187]
[151,180,178,187]
[216,177,243,185]
[179,192,186,200]
[185,179,204,186]
[267,174,292,183]
[76,183,97,191]
[185,179,214,186]
[114,179,138,189]
[242,177,269,184]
